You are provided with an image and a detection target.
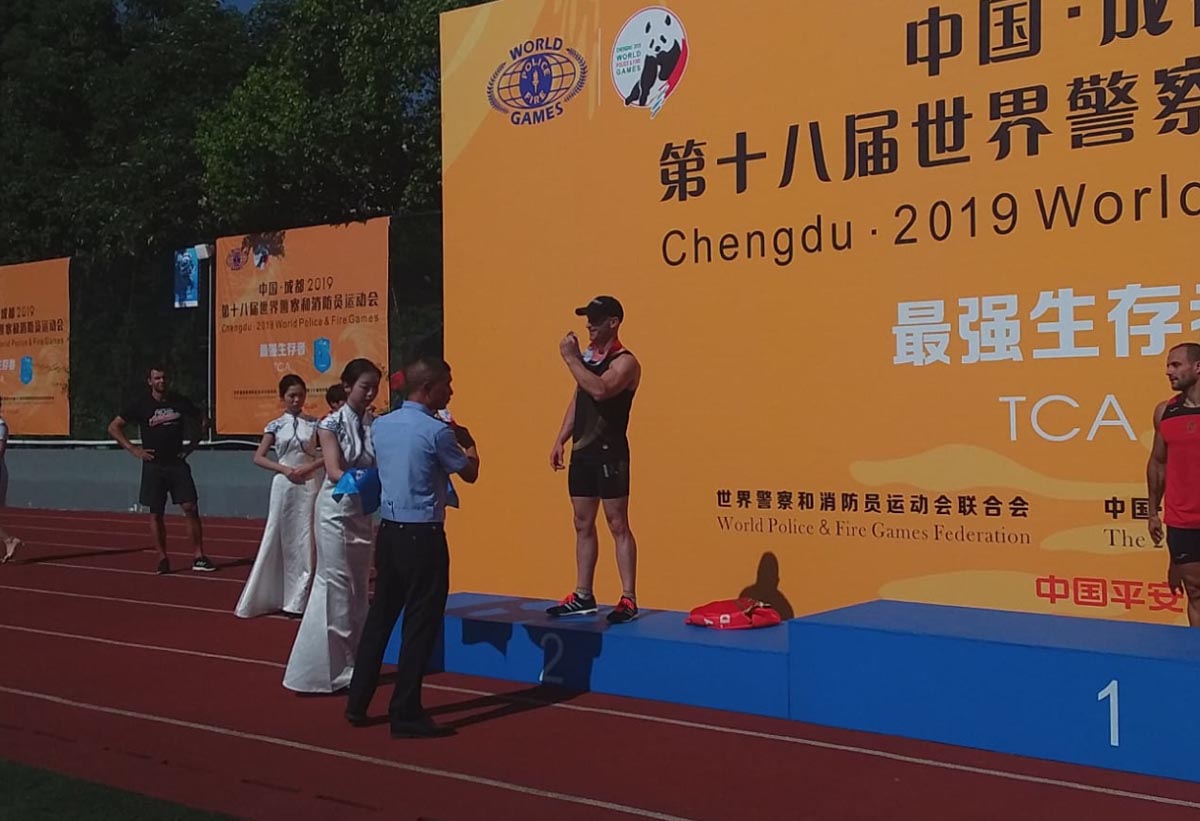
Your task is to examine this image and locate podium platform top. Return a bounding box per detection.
[796,599,1200,661]
[446,592,789,652]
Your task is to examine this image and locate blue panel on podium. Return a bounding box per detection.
[384,592,790,717]
[789,600,1200,782]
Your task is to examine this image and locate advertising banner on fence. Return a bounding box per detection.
[215,219,389,434]
[173,246,201,309]
[0,258,70,436]
[441,0,1200,623]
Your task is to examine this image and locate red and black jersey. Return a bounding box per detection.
[571,343,635,463]
[1160,394,1200,528]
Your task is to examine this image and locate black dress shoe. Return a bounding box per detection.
[345,710,369,727]
[390,717,456,739]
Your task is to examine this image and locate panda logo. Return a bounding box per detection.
[611,7,688,118]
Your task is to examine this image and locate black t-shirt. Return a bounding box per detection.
[121,392,199,462]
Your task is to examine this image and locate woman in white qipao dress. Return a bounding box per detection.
[283,358,381,693]
[235,375,323,618]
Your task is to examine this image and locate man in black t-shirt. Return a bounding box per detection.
[108,365,214,574]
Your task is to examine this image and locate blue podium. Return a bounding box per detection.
[789,601,1200,782]
[381,592,1200,782]
[384,592,790,717]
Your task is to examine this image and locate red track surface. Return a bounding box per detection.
[3,508,1200,820]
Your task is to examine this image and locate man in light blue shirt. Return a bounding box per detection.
[346,358,479,739]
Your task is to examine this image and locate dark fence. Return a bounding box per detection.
[59,212,443,441]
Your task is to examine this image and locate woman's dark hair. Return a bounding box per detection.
[326,383,347,406]
[278,374,306,397]
[340,358,382,387]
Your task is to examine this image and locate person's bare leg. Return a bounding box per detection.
[603,496,637,599]
[180,501,204,559]
[1180,564,1200,627]
[0,523,21,564]
[150,512,168,561]
[572,496,600,594]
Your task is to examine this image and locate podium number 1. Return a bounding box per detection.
[1097,679,1119,747]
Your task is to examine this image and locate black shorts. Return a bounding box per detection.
[1167,526,1200,565]
[568,457,630,500]
[140,461,198,514]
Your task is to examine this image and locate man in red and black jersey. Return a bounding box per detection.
[547,296,642,624]
[1148,342,1200,626]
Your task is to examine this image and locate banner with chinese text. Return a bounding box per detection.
[214,219,389,434]
[441,0,1200,623]
[0,258,70,436]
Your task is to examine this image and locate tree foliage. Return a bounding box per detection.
[198,0,456,229]
[0,0,465,437]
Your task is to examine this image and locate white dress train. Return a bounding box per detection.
[282,404,376,693]
[235,412,321,618]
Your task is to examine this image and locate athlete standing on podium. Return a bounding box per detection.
[547,296,642,624]
[1148,342,1200,627]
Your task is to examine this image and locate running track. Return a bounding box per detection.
[2,508,1200,820]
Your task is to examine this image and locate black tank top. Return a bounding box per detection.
[571,349,635,462]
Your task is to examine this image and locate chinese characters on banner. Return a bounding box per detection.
[440,0,1199,624]
[716,487,1029,517]
[659,64,1194,197]
[214,219,389,434]
[893,282,1200,366]
[0,258,70,435]
[1036,574,1184,614]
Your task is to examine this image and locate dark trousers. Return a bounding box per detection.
[347,520,449,725]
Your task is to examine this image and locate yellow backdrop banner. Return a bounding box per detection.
[442,0,1200,623]
[0,258,70,435]
[215,219,389,433]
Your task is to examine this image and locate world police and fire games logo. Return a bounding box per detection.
[226,247,248,271]
[487,37,588,127]
[611,7,689,118]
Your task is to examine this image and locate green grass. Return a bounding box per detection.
[0,758,237,820]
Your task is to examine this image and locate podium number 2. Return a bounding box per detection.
[539,633,564,685]
[1097,679,1119,747]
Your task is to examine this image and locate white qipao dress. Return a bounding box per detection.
[282,404,376,693]
[235,412,321,618]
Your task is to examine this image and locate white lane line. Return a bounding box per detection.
[0,585,292,621]
[3,622,1198,811]
[0,684,693,821]
[0,511,264,532]
[0,624,287,669]
[12,540,249,562]
[31,561,246,585]
[6,523,259,545]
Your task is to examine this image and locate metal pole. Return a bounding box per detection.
[207,250,215,442]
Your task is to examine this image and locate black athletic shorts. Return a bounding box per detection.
[1167,526,1200,565]
[568,457,630,500]
[140,460,198,514]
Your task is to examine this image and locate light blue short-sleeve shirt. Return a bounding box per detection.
[373,401,469,523]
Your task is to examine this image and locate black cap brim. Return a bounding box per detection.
[575,296,623,321]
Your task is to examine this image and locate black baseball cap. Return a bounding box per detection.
[574,295,624,321]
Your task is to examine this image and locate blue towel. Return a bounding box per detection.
[332,468,381,514]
